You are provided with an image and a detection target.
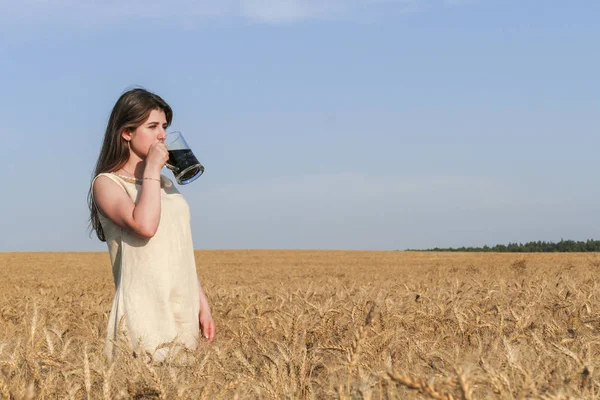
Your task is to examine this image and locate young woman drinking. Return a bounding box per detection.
[88,88,214,362]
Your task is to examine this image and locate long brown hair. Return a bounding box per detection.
[87,88,173,241]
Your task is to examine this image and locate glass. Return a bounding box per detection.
[164,131,204,185]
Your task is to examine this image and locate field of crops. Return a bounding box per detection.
[1,250,599,399]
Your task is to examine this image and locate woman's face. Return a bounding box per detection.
[124,108,168,159]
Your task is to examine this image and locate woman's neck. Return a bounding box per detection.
[119,155,146,179]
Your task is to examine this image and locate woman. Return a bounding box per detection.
[87,88,215,362]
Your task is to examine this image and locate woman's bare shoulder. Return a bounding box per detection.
[93,173,128,195]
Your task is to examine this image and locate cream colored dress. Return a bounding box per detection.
[92,173,200,362]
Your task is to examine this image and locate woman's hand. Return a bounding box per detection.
[145,141,169,173]
[199,308,215,343]
[197,278,215,344]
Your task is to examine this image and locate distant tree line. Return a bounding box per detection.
[410,239,600,252]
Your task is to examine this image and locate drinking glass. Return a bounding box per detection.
[164,131,204,185]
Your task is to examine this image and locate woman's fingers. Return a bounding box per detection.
[207,320,215,342]
[199,314,215,343]
[201,318,215,343]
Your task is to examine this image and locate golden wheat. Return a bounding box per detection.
[2,250,600,398]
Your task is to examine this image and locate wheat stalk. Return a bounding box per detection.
[44,328,55,355]
[454,366,473,400]
[145,362,167,400]
[258,382,279,400]
[478,358,506,395]
[387,371,455,400]
[29,303,38,348]
[0,360,17,370]
[25,351,41,383]
[551,343,584,367]
[36,352,62,368]
[66,383,81,400]
[216,378,243,399]
[60,338,73,360]
[83,344,91,398]
[0,377,11,400]
[102,361,115,400]
[199,381,212,400]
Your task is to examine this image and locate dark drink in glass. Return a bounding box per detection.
[167,149,204,183]
[164,131,204,185]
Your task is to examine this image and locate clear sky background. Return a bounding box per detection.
[0,0,599,252]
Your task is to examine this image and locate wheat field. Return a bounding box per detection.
[1,250,599,399]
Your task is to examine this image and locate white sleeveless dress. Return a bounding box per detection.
[92,173,200,362]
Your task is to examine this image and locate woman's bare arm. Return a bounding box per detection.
[93,175,162,238]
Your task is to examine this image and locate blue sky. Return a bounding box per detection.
[1,0,599,251]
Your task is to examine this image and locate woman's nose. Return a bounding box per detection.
[158,129,167,141]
